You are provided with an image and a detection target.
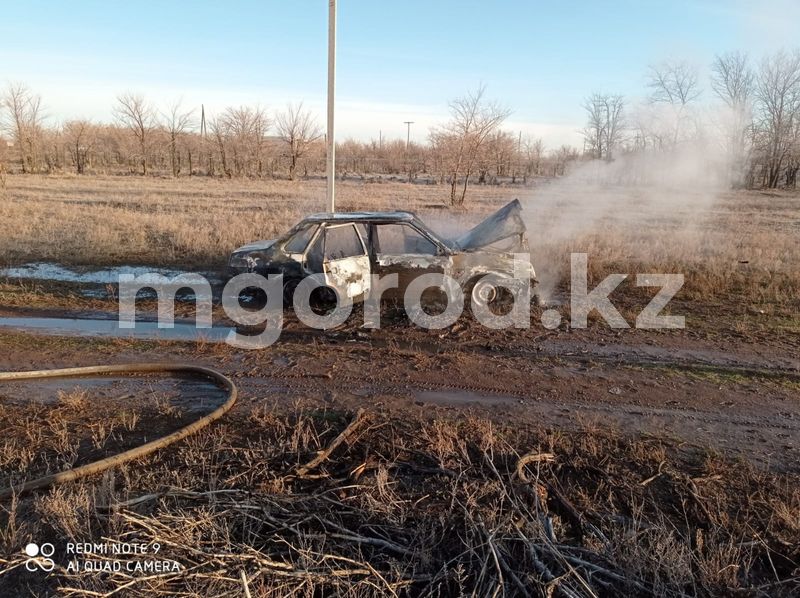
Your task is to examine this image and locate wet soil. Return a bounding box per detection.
[0,303,797,473]
[0,261,798,474]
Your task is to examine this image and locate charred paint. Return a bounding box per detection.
[226,200,536,304]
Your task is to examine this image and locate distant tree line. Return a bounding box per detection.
[0,90,329,182]
[1,48,797,207]
[0,82,566,207]
[580,49,800,189]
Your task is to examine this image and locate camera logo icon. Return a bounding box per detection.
[25,542,55,572]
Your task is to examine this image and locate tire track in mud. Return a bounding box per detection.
[273,326,800,381]
[231,362,799,472]
[0,312,797,469]
[0,322,800,471]
[239,330,800,471]
[252,369,799,433]
[1,305,797,379]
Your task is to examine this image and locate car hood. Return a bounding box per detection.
[233,239,277,254]
[454,199,526,251]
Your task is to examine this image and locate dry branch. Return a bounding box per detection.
[295,408,367,477]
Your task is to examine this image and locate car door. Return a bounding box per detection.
[321,222,371,300]
[372,222,452,298]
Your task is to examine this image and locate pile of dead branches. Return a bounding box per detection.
[1,407,798,596]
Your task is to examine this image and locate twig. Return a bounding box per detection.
[484,525,530,598]
[545,481,609,546]
[318,516,414,556]
[295,408,367,476]
[240,569,252,598]
[639,460,666,487]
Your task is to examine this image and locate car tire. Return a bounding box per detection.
[470,278,498,309]
[467,275,513,317]
[282,278,301,308]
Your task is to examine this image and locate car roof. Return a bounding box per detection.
[303,211,417,224]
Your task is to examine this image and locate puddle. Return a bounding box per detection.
[0,262,203,285]
[0,316,233,343]
[1,373,227,412]
[0,262,225,300]
[414,389,519,406]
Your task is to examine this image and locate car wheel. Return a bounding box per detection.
[468,275,513,316]
[309,286,338,314]
[470,278,498,310]
[282,278,300,308]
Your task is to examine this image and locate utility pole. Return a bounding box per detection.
[201,104,211,176]
[404,121,414,150]
[326,0,337,213]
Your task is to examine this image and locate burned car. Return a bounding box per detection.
[227,200,535,309]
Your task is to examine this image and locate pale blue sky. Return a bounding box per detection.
[0,1,794,146]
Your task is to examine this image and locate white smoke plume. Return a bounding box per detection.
[521,131,735,302]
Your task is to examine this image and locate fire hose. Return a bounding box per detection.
[0,364,237,500]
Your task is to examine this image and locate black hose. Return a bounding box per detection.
[0,363,237,500]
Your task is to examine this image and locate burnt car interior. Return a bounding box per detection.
[228,200,533,306]
[374,223,440,255]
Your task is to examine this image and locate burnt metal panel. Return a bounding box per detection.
[454,199,527,251]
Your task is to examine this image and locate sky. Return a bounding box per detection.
[0,0,795,148]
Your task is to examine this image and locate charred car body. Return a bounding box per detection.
[227,200,535,309]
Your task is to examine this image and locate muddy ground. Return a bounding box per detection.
[0,297,797,473]
[0,258,798,595]
[0,307,799,595]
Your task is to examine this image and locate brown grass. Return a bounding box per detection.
[0,173,797,335]
[0,403,797,596]
[0,174,512,269]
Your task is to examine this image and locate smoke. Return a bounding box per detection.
[421,102,747,305]
[521,133,733,303]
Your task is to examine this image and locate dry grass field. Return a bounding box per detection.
[1,394,796,596]
[0,174,512,269]
[0,174,798,596]
[0,173,797,338]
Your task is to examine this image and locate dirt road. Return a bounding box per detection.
[1,306,797,473]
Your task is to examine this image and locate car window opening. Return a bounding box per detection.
[324,224,366,261]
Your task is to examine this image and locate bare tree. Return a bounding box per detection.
[753,50,800,188]
[521,136,545,181]
[712,51,754,108]
[162,100,195,177]
[550,145,580,177]
[430,85,510,206]
[581,93,626,161]
[209,116,231,178]
[217,106,271,177]
[1,83,45,173]
[275,103,322,180]
[647,60,701,146]
[476,130,516,184]
[648,59,702,105]
[787,115,800,187]
[711,52,754,187]
[114,93,156,175]
[249,106,271,177]
[63,120,96,174]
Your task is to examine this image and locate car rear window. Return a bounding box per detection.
[284,224,318,253]
[324,224,365,260]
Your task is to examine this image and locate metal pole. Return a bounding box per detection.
[326,0,337,213]
[404,121,414,150]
